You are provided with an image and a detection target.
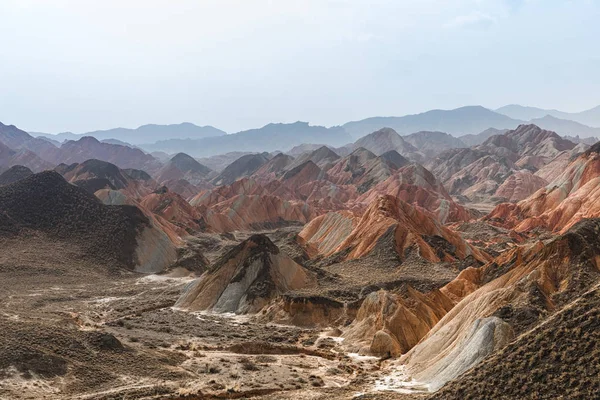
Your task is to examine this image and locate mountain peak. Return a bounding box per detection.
[0,165,34,186]
[75,136,101,144]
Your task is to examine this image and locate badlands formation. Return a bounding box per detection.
[1,122,599,399]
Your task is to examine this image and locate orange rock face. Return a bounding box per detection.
[139,189,202,234]
[487,146,600,233]
[201,194,315,233]
[189,178,266,207]
[251,153,295,184]
[402,218,600,390]
[95,188,185,247]
[299,194,489,263]
[357,164,473,223]
[343,288,456,356]
[494,171,547,202]
[427,124,578,204]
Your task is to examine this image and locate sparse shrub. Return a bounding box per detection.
[239,357,259,371]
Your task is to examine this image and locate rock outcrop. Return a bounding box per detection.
[493,171,547,202]
[176,234,316,313]
[200,194,315,233]
[487,142,600,232]
[343,288,455,357]
[139,187,203,234]
[189,177,266,208]
[299,195,487,263]
[326,148,399,193]
[358,164,473,223]
[251,153,295,183]
[427,124,578,205]
[431,284,600,399]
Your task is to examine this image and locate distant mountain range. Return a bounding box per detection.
[496,104,600,128]
[342,106,523,139]
[529,115,600,138]
[140,122,353,157]
[32,122,226,145]
[27,105,600,158]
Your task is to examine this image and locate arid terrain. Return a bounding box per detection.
[2,119,600,400]
[0,228,427,400]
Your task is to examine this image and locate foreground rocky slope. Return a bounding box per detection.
[431,283,600,399]
[399,218,600,391]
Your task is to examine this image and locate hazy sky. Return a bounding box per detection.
[1,0,599,133]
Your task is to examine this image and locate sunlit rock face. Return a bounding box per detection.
[176,234,316,314]
[487,143,600,233]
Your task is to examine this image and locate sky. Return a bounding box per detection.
[0,0,599,134]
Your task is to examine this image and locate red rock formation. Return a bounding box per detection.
[159,178,202,199]
[533,142,588,183]
[251,153,294,184]
[487,144,600,233]
[445,155,516,202]
[202,194,315,233]
[428,125,577,205]
[96,188,185,247]
[189,177,267,207]
[493,171,547,202]
[343,288,455,356]
[211,153,270,186]
[279,160,325,190]
[297,211,358,257]
[299,195,488,263]
[401,218,600,391]
[358,164,472,223]
[139,188,203,234]
[326,148,397,192]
